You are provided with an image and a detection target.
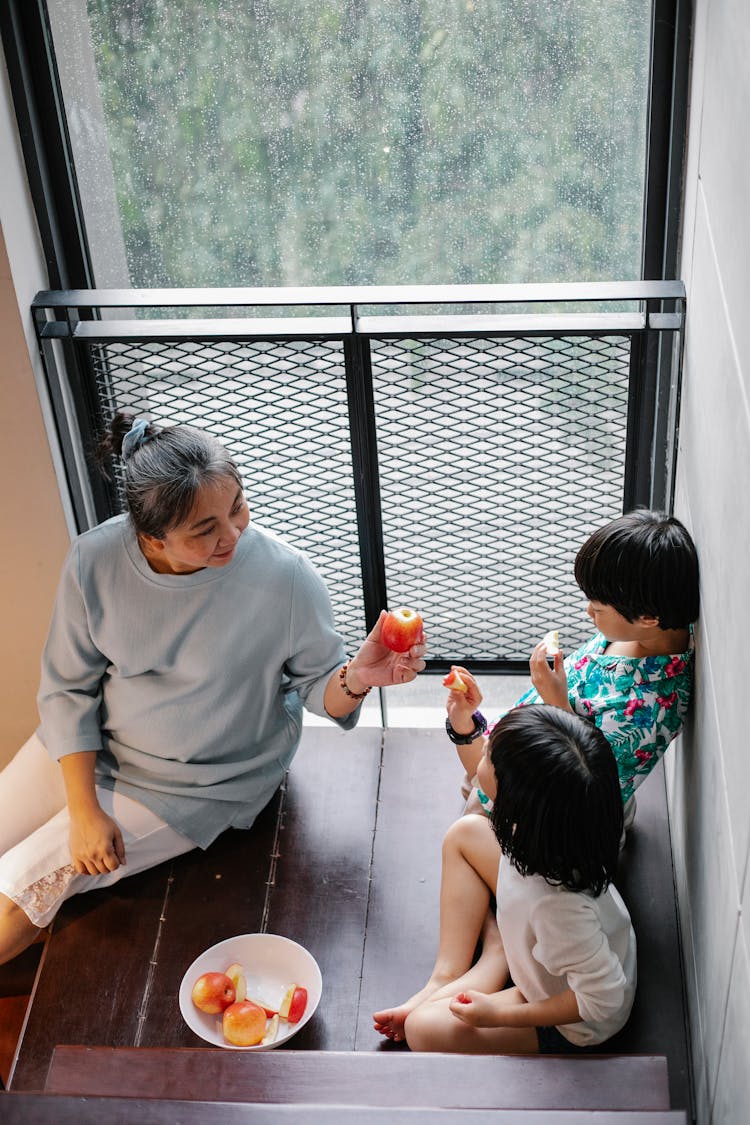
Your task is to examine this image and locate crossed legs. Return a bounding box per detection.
[373,813,537,1052]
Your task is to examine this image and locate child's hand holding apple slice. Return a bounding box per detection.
[443,665,483,733]
[529,632,572,712]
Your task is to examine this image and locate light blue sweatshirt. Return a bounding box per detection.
[37,516,357,847]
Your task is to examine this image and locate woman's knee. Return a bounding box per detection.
[0,734,66,854]
[0,893,42,965]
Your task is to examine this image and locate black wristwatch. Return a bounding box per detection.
[445,710,488,745]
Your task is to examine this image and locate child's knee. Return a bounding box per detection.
[444,812,486,849]
[403,1002,433,1052]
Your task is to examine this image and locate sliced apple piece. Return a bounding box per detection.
[261,1013,280,1046]
[278,983,296,1020]
[442,667,468,693]
[248,997,278,1019]
[225,962,247,1002]
[542,629,560,657]
[286,986,308,1024]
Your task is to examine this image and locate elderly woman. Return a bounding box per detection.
[0,412,425,964]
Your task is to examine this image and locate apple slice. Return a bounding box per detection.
[279,983,308,1024]
[287,986,308,1024]
[225,962,247,1003]
[278,983,296,1020]
[443,667,468,693]
[248,997,278,1019]
[261,1013,280,1046]
[543,629,560,657]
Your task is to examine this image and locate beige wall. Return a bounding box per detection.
[668,0,750,1122]
[0,61,70,765]
[0,225,70,764]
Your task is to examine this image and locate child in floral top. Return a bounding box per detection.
[446,510,699,817]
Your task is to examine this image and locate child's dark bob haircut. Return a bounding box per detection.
[489,705,622,897]
[574,509,699,630]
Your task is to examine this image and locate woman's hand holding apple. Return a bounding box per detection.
[346,609,427,691]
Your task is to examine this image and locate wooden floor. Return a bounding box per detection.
[4,723,690,1111]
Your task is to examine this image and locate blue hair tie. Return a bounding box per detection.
[122,417,152,459]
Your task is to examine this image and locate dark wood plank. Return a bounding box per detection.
[136,792,282,1047]
[43,1047,671,1110]
[10,863,172,1091]
[0,1091,689,1124]
[262,725,383,1049]
[9,790,282,1087]
[609,760,691,1111]
[356,727,467,1049]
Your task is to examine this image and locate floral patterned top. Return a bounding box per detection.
[491,631,694,803]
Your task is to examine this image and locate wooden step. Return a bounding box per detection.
[1,1091,689,1125]
[9,730,691,1112]
[44,1046,671,1111]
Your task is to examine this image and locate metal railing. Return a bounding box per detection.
[32,281,685,670]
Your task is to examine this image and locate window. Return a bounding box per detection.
[47,0,652,289]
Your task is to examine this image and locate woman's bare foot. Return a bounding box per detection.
[373,976,453,1041]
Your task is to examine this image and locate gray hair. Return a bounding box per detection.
[96,412,242,538]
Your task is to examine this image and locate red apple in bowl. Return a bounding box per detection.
[191,971,235,1014]
[381,607,423,653]
[222,1000,268,1047]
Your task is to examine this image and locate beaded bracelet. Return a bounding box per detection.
[339,662,372,700]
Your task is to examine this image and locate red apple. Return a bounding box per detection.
[222,999,268,1047]
[279,983,308,1024]
[381,606,423,653]
[191,971,235,1014]
[443,667,468,693]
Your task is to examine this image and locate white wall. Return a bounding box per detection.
[668,1,750,1122]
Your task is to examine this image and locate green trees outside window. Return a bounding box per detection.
[50,0,651,289]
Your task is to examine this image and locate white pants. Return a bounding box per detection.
[0,734,194,927]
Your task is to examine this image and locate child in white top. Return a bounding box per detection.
[374,704,636,1052]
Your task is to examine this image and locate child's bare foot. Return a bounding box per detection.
[373,977,451,1041]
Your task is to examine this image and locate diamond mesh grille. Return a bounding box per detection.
[370,336,630,659]
[87,331,631,663]
[90,338,366,653]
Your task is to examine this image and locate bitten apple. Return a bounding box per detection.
[222,999,267,1047]
[191,971,235,1014]
[381,607,423,653]
[443,667,468,693]
[279,983,308,1024]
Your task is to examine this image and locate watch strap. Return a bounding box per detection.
[445,710,488,745]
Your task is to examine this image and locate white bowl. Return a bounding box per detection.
[179,933,322,1050]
